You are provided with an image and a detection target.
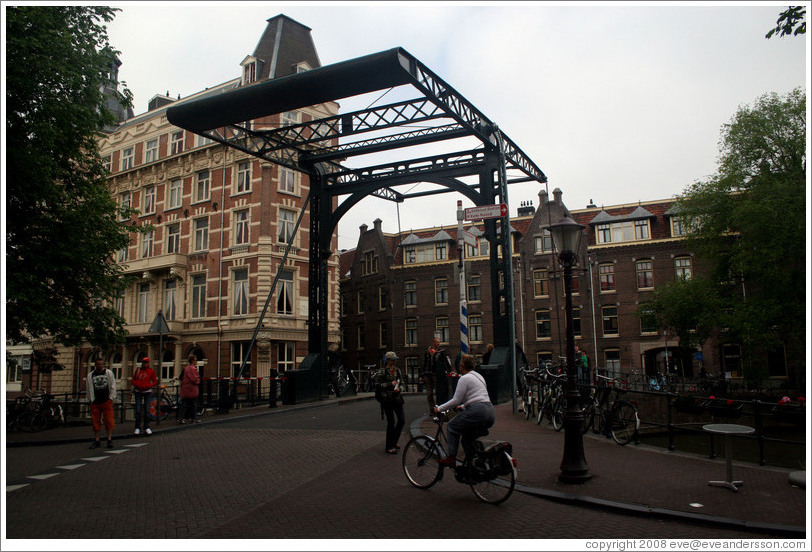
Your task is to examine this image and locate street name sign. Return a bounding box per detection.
[464,203,507,221]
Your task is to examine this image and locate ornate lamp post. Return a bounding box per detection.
[547,215,591,483]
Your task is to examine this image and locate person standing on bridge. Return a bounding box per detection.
[178,355,201,424]
[375,351,406,454]
[87,358,117,449]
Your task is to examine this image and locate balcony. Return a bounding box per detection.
[121,253,188,280]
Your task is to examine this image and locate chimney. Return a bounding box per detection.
[517,200,535,217]
[538,189,549,205]
[373,218,383,231]
[359,223,368,235]
[552,188,563,204]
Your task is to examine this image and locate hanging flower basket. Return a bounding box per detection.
[673,395,707,414]
[771,397,805,425]
[706,397,743,419]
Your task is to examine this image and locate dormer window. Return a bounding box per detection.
[241,56,258,85]
[294,61,312,74]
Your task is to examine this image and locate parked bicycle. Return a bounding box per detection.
[148,380,206,420]
[536,369,567,430]
[581,374,639,445]
[519,366,540,420]
[402,410,517,505]
[9,391,64,433]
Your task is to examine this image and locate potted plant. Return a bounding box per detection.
[705,396,743,419]
[771,396,805,425]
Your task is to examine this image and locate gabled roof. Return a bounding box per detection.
[252,14,321,81]
[588,205,655,225]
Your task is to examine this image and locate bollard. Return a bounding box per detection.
[269,369,278,408]
[217,378,230,414]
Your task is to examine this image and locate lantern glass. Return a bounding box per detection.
[547,216,585,255]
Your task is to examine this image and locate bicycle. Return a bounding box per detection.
[519,367,539,420]
[147,381,179,421]
[15,392,65,433]
[402,410,517,505]
[581,374,639,445]
[536,369,566,430]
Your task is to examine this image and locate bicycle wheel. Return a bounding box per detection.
[551,395,565,431]
[524,389,534,420]
[16,411,38,432]
[536,395,549,425]
[610,401,639,445]
[147,396,170,421]
[581,401,595,434]
[469,450,516,505]
[27,412,49,433]
[402,436,442,489]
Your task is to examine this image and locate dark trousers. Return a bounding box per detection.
[133,390,152,430]
[179,397,197,421]
[383,400,405,450]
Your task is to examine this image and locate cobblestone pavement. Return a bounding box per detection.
[4,394,808,545]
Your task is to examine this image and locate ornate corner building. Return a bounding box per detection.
[14,15,341,396]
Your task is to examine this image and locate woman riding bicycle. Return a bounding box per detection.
[432,354,494,467]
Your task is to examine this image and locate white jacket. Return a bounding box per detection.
[86,369,117,403]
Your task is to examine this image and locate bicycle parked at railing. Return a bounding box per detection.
[148,380,206,421]
[518,366,540,420]
[581,374,639,445]
[402,410,517,505]
[536,369,567,431]
[9,391,65,433]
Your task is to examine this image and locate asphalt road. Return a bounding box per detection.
[4,399,781,545]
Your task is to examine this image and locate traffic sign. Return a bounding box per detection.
[464,203,508,221]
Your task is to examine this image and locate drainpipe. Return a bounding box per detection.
[588,254,598,385]
[216,145,228,377]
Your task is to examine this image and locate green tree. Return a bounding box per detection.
[766,6,806,38]
[6,7,136,348]
[673,89,806,386]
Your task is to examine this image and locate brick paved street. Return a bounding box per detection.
[4,396,807,545]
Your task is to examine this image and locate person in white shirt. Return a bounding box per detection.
[432,353,494,466]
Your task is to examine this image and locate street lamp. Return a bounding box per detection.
[547,215,591,483]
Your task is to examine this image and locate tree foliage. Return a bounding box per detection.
[6,7,135,348]
[766,6,806,38]
[671,89,806,382]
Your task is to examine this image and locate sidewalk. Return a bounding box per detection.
[6,394,807,537]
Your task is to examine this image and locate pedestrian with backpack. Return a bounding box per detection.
[374,351,405,455]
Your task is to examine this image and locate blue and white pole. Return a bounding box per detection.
[457,201,468,354]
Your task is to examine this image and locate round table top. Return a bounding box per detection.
[702,423,755,435]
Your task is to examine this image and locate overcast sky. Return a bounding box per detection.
[105,2,809,251]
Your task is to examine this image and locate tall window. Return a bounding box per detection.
[356,290,365,313]
[195,170,210,202]
[467,274,481,302]
[404,280,417,307]
[435,278,448,305]
[167,179,182,209]
[170,131,184,155]
[280,167,296,193]
[142,186,156,214]
[604,349,621,372]
[121,147,134,171]
[436,317,449,343]
[114,290,125,318]
[102,155,112,173]
[234,209,249,245]
[276,269,293,315]
[639,303,658,334]
[145,139,158,163]
[671,217,686,237]
[233,269,249,315]
[281,111,299,126]
[142,230,154,258]
[602,306,619,336]
[167,223,180,254]
[278,208,296,244]
[533,269,549,297]
[469,314,483,342]
[196,134,213,147]
[599,263,615,291]
[119,191,131,220]
[117,245,128,263]
[675,256,692,280]
[405,318,418,345]
[235,161,251,193]
[194,217,209,251]
[636,260,653,289]
[378,285,387,310]
[164,279,176,321]
[242,61,257,85]
[635,220,650,240]
[362,251,378,275]
[379,322,388,348]
[191,274,206,318]
[357,324,365,349]
[535,309,551,339]
[231,342,251,378]
[278,342,295,372]
[138,283,150,323]
[435,242,447,260]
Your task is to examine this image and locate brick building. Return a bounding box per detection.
[9,15,341,397]
[338,187,792,388]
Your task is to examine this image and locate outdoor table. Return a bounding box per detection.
[702,423,755,492]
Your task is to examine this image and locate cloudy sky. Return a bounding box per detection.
[105,2,809,251]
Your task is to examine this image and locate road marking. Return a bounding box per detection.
[27,473,60,481]
[56,464,86,470]
[126,443,149,448]
[81,456,110,462]
[7,484,30,492]
[104,449,129,455]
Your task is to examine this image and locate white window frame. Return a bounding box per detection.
[279,167,296,193]
[119,191,131,220]
[145,139,158,163]
[278,208,296,244]
[235,161,251,194]
[276,269,294,315]
[142,186,156,215]
[170,130,184,155]
[167,179,182,210]
[142,229,154,258]
[234,209,250,245]
[167,223,180,254]
[193,217,209,252]
[121,147,134,171]
[233,268,249,316]
[164,279,177,321]
[191,274,206,319]
[675,256,692,280]
[137,283,150,323]
[195,170,210,203]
